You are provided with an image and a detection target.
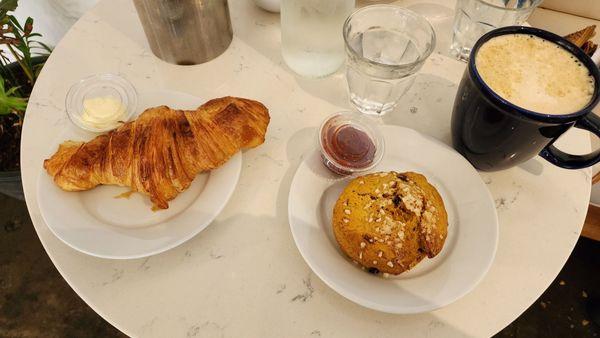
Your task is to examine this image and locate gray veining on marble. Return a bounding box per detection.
[19,0,593,337]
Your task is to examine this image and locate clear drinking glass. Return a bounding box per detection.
[450,0,542,62]
[343,5,436,115]
[281,0,355,78]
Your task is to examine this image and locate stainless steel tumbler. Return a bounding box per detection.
[133,0,233,65]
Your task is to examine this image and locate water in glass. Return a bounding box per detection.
[281,0,355,78]
[450,0,541,62]
[344,6,435,115]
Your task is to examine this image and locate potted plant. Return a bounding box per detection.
[0,0,51,200]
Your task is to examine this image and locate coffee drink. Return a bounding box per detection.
[452,27,600,171]
[475,34,595,115]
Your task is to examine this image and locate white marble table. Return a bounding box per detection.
[22,0,592,337]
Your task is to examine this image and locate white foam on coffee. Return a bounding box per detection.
[475,34,595,115]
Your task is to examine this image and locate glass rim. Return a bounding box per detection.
[470,0,543,11]
[342,4,437,70]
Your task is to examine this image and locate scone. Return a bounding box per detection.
[332,171,448,275]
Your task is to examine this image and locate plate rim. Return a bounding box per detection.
[36,89,243,259]
[37,154,241,260]
[288,125,499,314]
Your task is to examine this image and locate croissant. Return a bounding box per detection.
[43,96,270,209]
[565,25,598,56]
[564,25,596,48]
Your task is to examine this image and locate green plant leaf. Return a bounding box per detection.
[0,1,50,93]
[7,14,22,31]
[33,63,43,79]
[0,0,18,13]
[0,50,9,63]
[23,17,32,35]
[5,85,19,95]
[0,77,27,116]
[33,41,52,53]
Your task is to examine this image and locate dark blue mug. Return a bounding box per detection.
[451,26,600,171]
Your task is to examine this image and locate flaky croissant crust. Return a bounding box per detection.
[44,96,270,209]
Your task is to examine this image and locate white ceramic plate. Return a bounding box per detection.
[288,125,498,314]
[37,90,241,259]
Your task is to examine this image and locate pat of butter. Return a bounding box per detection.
[81,96,126,129]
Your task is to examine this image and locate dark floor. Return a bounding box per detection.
[0,194,125,338]
[0,192,598,338]
[494,235,600,338]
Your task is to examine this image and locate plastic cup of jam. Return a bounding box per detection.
[318,111,385,175]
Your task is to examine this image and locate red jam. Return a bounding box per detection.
[321,121,376,175]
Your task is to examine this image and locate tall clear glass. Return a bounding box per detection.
[450,0,542,61]
[281,0,355,78]
[343,5,436,115]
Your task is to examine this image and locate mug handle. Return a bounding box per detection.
[540,113,600,169]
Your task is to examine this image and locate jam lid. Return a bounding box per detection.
[318,111,385,175]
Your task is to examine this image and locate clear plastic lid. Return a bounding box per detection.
[65,73,137,133]
[318,111,385,175]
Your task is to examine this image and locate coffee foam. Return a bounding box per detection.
[475,34,595,115]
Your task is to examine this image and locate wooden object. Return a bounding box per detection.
[584,172,600,241]
[583,204,600,241]
[565,25,598,56]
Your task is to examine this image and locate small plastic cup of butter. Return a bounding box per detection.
[318,111,385,176]
[66,73,137,133]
